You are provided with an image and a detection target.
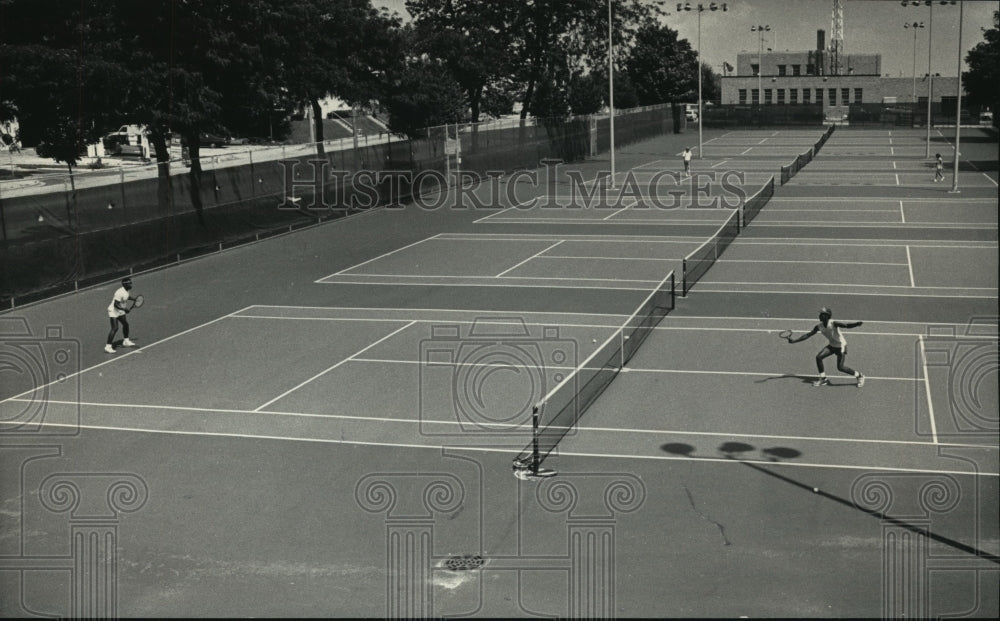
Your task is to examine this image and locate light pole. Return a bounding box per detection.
[608,0,616,189]
[904,21,924,104]
[903,1,957,158]
[751,25,770,116]
[680,2,728,158]
[949,0,963,193]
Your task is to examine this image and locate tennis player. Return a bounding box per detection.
[933,153,944,182]
[106,277,137,353]
[682,147,693,177]
[788,307,865,387]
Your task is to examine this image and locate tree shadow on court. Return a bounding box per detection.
[659,440,1000,563]
[754,374,856,387]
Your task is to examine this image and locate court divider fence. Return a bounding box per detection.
[779,125,834,185]
[1,104,678,307]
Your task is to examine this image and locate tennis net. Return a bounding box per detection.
[681,208,741,296]
[740,175,775,228]
[513,272,676,476]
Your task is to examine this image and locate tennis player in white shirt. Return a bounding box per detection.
[787,307,865,387]
[106,277,137,353]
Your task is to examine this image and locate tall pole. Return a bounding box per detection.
[925,3,933,158]
[949,1,963,193]
[911,26,918,103]
[697,9,703,158]
[758,30,762,110]
[608,0,616,189]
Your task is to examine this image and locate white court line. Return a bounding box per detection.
[601,197,639,220]
[899,200,906,224]
[740,147,753,155]
[906,246,916,287]
[917,336,939,445]
[768,197,992,202]
[0,307,252,405]
[345,358,920,383]
[321,234,439,279]
[683,287,997,299]
[715,259,907,266]
[243,304,630,318]
[253,321,416,412]
[764,208,899,213]
[0,420,992,476]
[757,138,767,144]
[983,173,999,187]
[494,240,564,277]
[471,195,537,223]
[895,173,900,185]
[893,161,897,170]
[702,281,991,291]
[326,272,660,284]
[711,160,729,168]
[723,239,996,249]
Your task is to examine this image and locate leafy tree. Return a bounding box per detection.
[568,72,605,116]
[625,21,697,105]
[382,57,468,139]
[964,10,999,124]
[270,0,400,155]
[405,0,518,123]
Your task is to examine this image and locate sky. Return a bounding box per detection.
[373,0,999,78]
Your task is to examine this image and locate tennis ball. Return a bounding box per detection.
[812,487,819,493]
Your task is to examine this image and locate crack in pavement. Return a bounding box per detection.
[683,486,731,546]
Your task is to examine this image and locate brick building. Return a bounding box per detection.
[720,30,959,113]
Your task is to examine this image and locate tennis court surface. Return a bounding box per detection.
[1,127,997,617]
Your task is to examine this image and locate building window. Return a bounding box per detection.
[815,88,823,104]
[777,65,786,76]
[738,89,747,104]
[764,89,772,105]
[790,89,798,104]
[829,88,837,105]
[802,88,811,104]
[792,65,801,76]
[841,88,850,104]
[752,88,760,104]
[854,88,863,104]
[751,63,759,76]
[806,63,816,75]
[777,89,785,105]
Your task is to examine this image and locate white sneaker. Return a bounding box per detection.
[122,339,136,347]
[104,344,115,354]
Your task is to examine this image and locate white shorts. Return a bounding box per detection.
[108,310,125,319]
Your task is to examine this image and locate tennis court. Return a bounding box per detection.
[1,126,997,617]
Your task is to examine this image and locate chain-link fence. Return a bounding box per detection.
[1,104,676,306]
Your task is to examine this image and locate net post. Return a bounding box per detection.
[681,259,688,297]
[531,405,541,473]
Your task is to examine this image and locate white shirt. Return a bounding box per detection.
[818,321,847,348]
[683,151,692,162]
[107,287,130,317]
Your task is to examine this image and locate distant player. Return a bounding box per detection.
[934,153,944,182]
[682,147,693,177]
[787,307,865,387]
[106,277,137,353]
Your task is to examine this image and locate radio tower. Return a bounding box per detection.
[830,0,844,75]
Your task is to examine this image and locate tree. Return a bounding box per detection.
[406,0,519,123]
[382,57,468,139]
[964,10,999,124]
[270,0,400,156]
[625,22,697,105]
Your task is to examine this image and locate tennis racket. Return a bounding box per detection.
[778,329,793,341]
[128,294,144,310]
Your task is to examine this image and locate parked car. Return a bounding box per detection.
[683,103,699,122]
[198,132,230,147]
